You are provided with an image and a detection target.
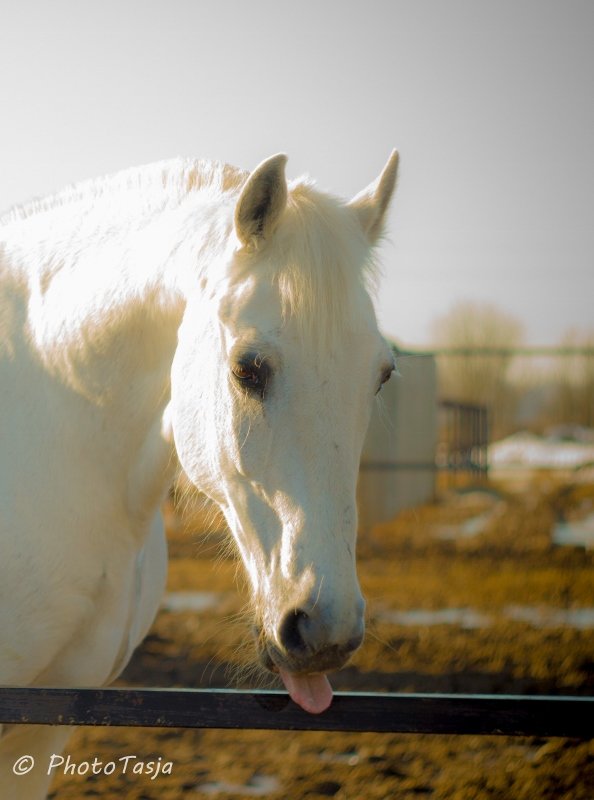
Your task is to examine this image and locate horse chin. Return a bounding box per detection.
[253,628,355,676]
[256,640,277,673]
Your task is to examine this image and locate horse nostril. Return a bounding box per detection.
[274,604,365,667]
[346,631,364,653]
[279,608,309,654]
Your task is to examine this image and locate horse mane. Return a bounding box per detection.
[0,158,248,226]
[2,158,379,348]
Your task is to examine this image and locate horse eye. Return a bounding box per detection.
[233,364,255,381]
[232,358,268,397]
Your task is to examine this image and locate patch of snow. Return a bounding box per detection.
[380,605,594,630]
[553,513,594,549]
[161,591,220,612]
[489,430,594,470]
[505,605,594,630]
[380,607,491,629]
[195,775,281,796]
[436,509,499,540]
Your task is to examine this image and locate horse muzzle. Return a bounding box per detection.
[255,597,366,676]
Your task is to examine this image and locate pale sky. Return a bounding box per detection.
[2,0,592,347]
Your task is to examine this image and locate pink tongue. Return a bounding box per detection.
[278,670,333,714]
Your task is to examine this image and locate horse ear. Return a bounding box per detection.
[348,150,399,244]
[234,153,288,248]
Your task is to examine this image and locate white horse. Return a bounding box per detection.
[0,150,398,798]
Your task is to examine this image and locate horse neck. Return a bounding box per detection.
[1,177,237,526]
[20,191,234,446]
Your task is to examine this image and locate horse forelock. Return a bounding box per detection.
[251,180,379,345]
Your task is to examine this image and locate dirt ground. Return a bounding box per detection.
[48,478,594,799]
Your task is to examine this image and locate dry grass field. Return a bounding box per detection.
[48,477,594,799]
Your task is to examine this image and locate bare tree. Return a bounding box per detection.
[431,302,524,437]
[548,330,594,429]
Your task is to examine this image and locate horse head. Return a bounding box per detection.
[170,151,398,712]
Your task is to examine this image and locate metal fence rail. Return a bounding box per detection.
[1,688,593,738]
